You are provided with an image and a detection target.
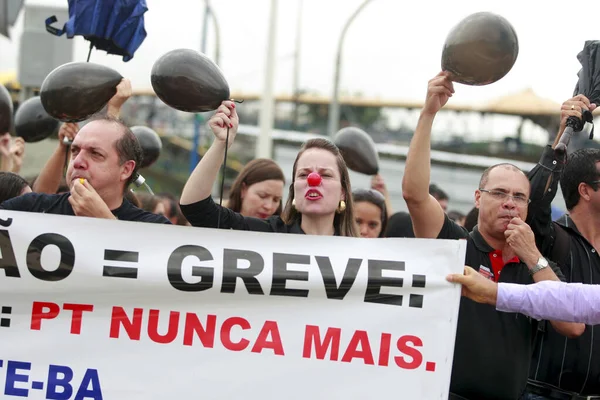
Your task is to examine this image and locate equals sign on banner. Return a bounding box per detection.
[103,249,139,279]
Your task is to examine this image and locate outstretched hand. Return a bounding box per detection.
[556,94,597,143]
[0,132,11,159]
[107,78,133,118]
[446,266,498,306]
[58,122,79,147]
[423,71,455,116]
[208,100,239,147]
[9,137,25,173]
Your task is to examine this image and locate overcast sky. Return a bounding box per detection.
[1,0,597,145]
[2,0,596,103]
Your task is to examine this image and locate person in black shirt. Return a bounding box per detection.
[180,101,358,237]
[523,94,600,399]
[401,71,584,400]
[0,114,168,225]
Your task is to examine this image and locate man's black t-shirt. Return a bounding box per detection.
[0,192,170,224]
[438,215,564,400]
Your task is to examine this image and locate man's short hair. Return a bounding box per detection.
[478,163,525,189]
[87,113,144,187]
[560,148,600,210]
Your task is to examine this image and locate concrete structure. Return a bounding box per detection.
[17,3,73,101]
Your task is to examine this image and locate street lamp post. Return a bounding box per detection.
[327,0,374,137]
[291,0,303,130]
[208,5,221,65]
[256,0,278,159]
[189,0,221,174]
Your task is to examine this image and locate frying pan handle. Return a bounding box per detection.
[554,125,574,157]
[554,113,588,156]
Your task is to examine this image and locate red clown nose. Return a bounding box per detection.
[307,172,322,187]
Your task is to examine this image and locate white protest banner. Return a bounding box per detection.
[0,210,466,399]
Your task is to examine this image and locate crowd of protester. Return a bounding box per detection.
[3,71,600,400]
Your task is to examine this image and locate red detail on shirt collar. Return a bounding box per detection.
[488,250,520,282]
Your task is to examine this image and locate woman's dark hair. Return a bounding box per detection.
[352,188,388,237]
[0,172,31,204]
[281,138,358,237]
[463,207,479,232]
[157,192,178,217]
[384,211,415,238]
[227,158,285,215]
[156,192,189,225]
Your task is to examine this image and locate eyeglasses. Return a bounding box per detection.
[479,189,531,206]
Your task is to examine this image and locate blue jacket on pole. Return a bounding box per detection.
[45,0,148,62]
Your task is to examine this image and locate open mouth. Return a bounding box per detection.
[305,189,323,200]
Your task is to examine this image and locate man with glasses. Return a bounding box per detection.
[522,94,600,400]
[401,71,584,400]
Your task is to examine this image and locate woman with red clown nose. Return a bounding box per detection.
[179,100,358,237]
